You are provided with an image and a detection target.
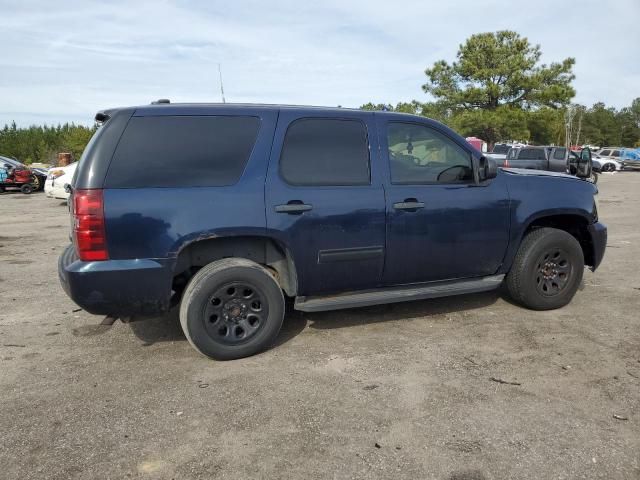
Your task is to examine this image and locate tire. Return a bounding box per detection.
[506,227,584,310]
[179,258,285,360]
[31,175,41,190]
[20,184,33,194]
[601,163,615,173]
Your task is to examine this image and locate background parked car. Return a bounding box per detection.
[619,148,640,170]
[594,147,626,171]
[45,162,77,200]
[0,155,48,190]
[591,153,622,172]
[496,146,569,171]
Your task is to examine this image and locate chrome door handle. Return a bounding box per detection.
[393,201,425,210]
[275,203,313,214]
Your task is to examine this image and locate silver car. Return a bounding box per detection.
[593,148,623,172]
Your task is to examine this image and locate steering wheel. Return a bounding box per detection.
[437,165,471,182]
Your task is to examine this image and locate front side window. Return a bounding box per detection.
[611,150,620,157]
[599,150,611,157]
[387,122,473,184]
[279,118,370,186]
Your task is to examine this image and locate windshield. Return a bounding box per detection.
[0,156,24,168]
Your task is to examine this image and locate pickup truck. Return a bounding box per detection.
[488,146,569,172]
[58,102,606,360]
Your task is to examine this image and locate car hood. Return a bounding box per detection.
[501,168,578,180]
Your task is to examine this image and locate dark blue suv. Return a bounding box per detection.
[59,102,606,359]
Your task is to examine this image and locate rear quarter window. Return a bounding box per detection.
[105,115,260,188]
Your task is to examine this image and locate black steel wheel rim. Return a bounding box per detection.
[534,248,573,296]
[202,281,268,345]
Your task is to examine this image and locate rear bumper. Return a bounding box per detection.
[58,244,174,316]
[587,222,607,271]
[621,160,640,169]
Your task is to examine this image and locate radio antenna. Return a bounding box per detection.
[218,63,226,103]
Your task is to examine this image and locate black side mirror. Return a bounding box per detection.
[478,156,498,181]
[576,147,593,178]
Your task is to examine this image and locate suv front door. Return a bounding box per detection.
[265,111,386,296]
[549,147,568,172]
[378,118,510,286]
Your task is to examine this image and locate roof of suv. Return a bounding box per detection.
[96,102,415,121]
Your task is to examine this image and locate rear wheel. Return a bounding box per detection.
[20,184,33,194]
[601,163,616,172]
[506,227,584,310]
[179,258,285,360]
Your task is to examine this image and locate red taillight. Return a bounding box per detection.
[73,189,108,261]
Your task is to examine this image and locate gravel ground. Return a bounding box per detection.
[0,173,639,480]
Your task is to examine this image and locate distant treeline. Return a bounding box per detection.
[0,122,96,165]
[361,100,640,148]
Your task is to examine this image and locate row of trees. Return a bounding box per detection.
[362,31,640,149]
[361,99,640,148]
[0,122,96,165]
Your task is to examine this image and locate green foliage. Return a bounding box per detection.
[0,122,96,164]
[526,108,565,145]
[451,106,530,144]
[362,29,638,148]
[423,31,575,111]
[572,100,640,147]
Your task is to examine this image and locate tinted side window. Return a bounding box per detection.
[599,150,610,156]
[611,150,620,157]
[106,115,259,188]
[518,148,546,160]
[492,144,510,154]
[279,118,369,186]
[553,148,566,160]
[387,123,473,184]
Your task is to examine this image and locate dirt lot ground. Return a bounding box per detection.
[1,173,639,480]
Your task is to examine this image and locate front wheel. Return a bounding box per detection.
[506,227,584,310]
[179,258,285,360]
[30,174,41,190]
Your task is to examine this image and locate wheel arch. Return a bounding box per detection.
[521,213,595,267]
[172,234,298,297]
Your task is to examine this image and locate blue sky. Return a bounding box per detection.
[1,0,639,126]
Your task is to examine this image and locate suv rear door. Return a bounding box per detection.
[265,110,385,296]
[377,116,510,285]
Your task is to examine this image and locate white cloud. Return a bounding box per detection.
[1,0,638,126]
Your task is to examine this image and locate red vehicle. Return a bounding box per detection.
[0,162,37,194]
